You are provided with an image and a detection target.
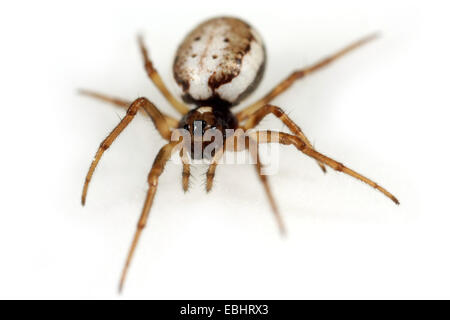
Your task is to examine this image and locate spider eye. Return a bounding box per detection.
[183,124,190,132]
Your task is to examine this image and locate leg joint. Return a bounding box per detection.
[335,162,344,172]
[262,104,284,117]
[145,61,156,75]
[148,175,159,187]
[128,97,147,115]
[293,70,305,79]
[137,221,146,229]
[100,141,110,150]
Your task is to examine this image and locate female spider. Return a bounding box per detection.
[80,17,399,292]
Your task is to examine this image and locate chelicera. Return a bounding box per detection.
[80,17,399,292]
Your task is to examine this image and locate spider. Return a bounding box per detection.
[80,17,399,292]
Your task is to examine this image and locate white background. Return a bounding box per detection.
[0,0,448,299]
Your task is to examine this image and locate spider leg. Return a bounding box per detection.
[205,133,240,192]
[78,89,179,128]
[205,134,286,234]
[81,97,172,205]
[237,33,379,121]
[79,89,130,108]
[247,137,286,235]
[250,130,399,205]
[243,104,327,173]
[119,141,179,293]
[138,35,190,115]
[180,148,191,192]
[206,160,219,193]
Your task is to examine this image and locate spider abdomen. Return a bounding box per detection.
[173,16,266,108]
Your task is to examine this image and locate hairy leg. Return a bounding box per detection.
[247,137,286,235]
[81,97,172,205]
[250,130,399,204]
[237,33,379,121]
[138,36,190,115]
[180,148,191,192]
[243,104,327,173]
[205,132,244,192]
[78,89,179,128]
[119,141,179,292]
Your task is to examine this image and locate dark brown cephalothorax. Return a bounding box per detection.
[178,105,238,159]
[80,16,399,293]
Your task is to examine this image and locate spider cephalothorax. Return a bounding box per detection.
[178,106,238,159]
[80,16,398,292]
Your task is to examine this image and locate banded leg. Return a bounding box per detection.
[119,141,179,292]
[247,137,286,235]
[250,131,399,205]
[237,33,379,121]
[78,89,179,128]
[244,104,326,173]
[81,97,172,205]
[138,36,190,115]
